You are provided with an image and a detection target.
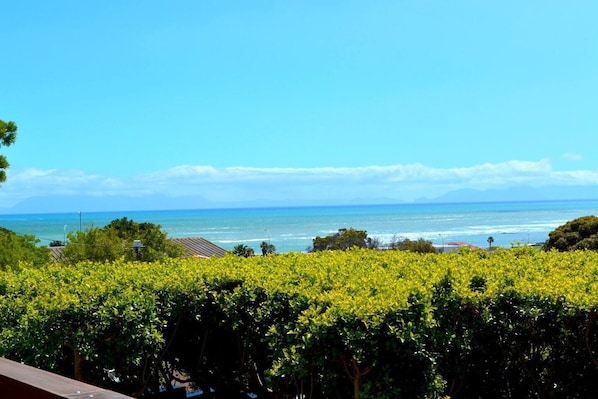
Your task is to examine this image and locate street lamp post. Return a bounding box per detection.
[133,240,144,261]
[63,225,67,246]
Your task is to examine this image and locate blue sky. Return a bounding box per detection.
[1,1,597,212]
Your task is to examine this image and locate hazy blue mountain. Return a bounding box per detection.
[420,185,598,203]
[2,194,402,214]
[3,185,597,214]
[6,194,216,214]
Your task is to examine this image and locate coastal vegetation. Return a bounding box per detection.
[311,227,379,251]
[260,240,276,256]
[1,248,598,398]
[0,227,51,270]
[388,236,436,253]
[2,214,598,397]
[0,119,17,183]
[543,215,598,251]
[311,228,436,253]
[60,217,184,263]
[232,242,275,257]
[232,243,255,257]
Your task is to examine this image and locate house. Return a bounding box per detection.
[433,241,484,253]
[49,237,227,262]
[49,246,66,262]
[170,237,227,258]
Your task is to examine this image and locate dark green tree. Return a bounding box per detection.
[311,227,377,252]
[0,227,51,270]
[232,244,255,257]
[390,237,437,253]
[260,240,276,256]
[487,236,494,250]
[0,119,17,182]
[543,215,598,251]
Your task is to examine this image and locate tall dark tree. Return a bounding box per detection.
[260,241,276,256]
[232,244,254,257]
[0,119,17,182]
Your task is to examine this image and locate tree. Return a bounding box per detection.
[103,217,184,261]
[543,215,598,252]
[311,228,377,252]
[61,227,124,264]
[487,236,494,250]
[232,244,255,257]
[0,227,51,270]
[260,241,276,256]
[60,218,184,263]
[390,237,437,253]
[0,119,17,183]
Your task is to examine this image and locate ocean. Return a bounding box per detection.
[1,200,597,253]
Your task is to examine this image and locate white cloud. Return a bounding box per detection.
[561,153,583,161]
[1,160,597,210]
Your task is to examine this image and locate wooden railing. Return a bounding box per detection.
[0,357,132,399]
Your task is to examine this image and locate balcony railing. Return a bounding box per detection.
[0,357,132,399]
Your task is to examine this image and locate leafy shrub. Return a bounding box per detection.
[311,227,378,251]
[389,237,436,253]
[544,215,598,251]
[61,217,183,263]
[0,227,51,270]
[1,250,598,397]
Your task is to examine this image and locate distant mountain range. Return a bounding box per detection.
[2,185,597,214]
[4,194,217,214]
[419,185,598,204]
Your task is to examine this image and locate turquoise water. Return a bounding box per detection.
[1,200,597,253]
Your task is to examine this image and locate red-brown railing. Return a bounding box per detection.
[0,357,132,399]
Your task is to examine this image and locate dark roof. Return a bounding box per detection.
[49,246,65,262]
[170,237,227,258]
[49,237,227,262]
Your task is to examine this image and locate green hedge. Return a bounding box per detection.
[1,248,598,398]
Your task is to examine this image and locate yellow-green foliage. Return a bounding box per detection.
[202,247,598,312]
[4,248,596,319]
[2,248,598,398]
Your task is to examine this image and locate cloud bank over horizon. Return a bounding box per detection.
[1,159,597,212]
